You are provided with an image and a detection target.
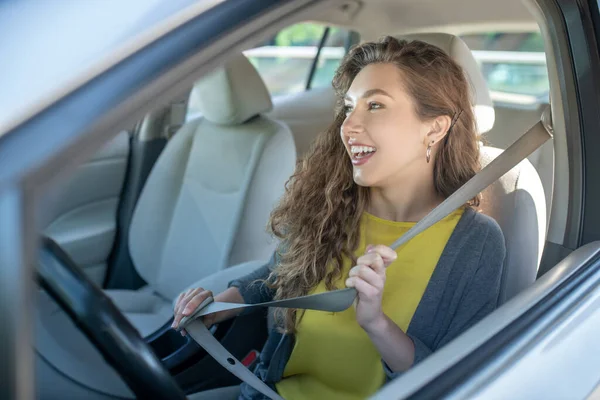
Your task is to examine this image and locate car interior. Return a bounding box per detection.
[32,0,562,398]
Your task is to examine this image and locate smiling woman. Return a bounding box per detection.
[269,35,484,326]
[174,35,506,400]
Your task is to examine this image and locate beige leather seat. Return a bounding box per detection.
[485,102,553,223]
[479,145,546,303]
[104,54,297,336]
[34,54,297,400]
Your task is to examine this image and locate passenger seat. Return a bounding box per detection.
[105,54,297,336]
[484,102,553,223]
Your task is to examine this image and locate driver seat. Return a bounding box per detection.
[35,54,297,400]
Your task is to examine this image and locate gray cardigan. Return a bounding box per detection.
[229,207,506,399]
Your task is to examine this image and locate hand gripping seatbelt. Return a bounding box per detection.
[180,108,554,400]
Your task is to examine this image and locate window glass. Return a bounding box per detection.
[244,23,326,97]
[244,23,351,97]
[310,27,349,90]
[460,32,549,106]
[188,23,345,120]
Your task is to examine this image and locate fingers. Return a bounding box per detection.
[349,264,384,289]
[365,244,397,267]
[172,290,189,325]
[173,293,200,328]
[346,244,394,297]
[183,290,213,316]
[172,288,212,329]
[174,288,201,318]
[345,275,379,298]
[173,291,185,318]
[175,288,197,310]
[356,252,386,275]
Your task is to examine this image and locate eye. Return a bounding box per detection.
[368,101,383,110]
[343,104,353,115]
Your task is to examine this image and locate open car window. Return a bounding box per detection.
[461,31,549,108]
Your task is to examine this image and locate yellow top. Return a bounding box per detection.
[275,209,464,400]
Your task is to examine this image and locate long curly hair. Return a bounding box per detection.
[266,36,481,333]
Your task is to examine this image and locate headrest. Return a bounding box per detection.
[398,33,495,134]
[189,54,273,125]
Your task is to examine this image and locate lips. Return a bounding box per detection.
[351,151,375,165]
[349,145,376,166]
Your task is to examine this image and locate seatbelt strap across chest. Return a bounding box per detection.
[180,108,553,399]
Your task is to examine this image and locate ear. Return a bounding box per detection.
[424,115,452,146]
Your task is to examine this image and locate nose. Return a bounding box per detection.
[341,109,364,140]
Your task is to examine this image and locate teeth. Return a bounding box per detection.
[351,145,376,155]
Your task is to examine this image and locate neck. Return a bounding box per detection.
[367,168,443,222]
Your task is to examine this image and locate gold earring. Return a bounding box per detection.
[426,141,434,163]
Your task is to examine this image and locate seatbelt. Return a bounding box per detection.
[180,109,553,400]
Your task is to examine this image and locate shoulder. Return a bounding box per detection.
[454,208,506,262]
[468,209,505,246]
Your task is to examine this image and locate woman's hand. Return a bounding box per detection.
[172,288,215,335]
[172,286,245,336]
[346,245,415,372]
[345,244,397,331]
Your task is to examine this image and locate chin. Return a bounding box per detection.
[353,171,377,188]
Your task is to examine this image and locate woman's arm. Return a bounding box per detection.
[228,250,279,305]
[345,244,416,372]
[363,314,415,372]
[172,250,279,331]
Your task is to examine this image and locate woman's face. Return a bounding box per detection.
[341,63,443,188]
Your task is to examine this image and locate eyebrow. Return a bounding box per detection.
[344,88,394,101]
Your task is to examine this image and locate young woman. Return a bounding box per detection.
[172,36,506,400]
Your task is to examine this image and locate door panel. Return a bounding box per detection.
[43,131,130,285]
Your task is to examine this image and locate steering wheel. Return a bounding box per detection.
[37,237,187,400]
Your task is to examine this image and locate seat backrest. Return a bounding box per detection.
[400,33,546,302]
[480,146,546,303]
[484,102,554,223]
[128,55,296,300]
